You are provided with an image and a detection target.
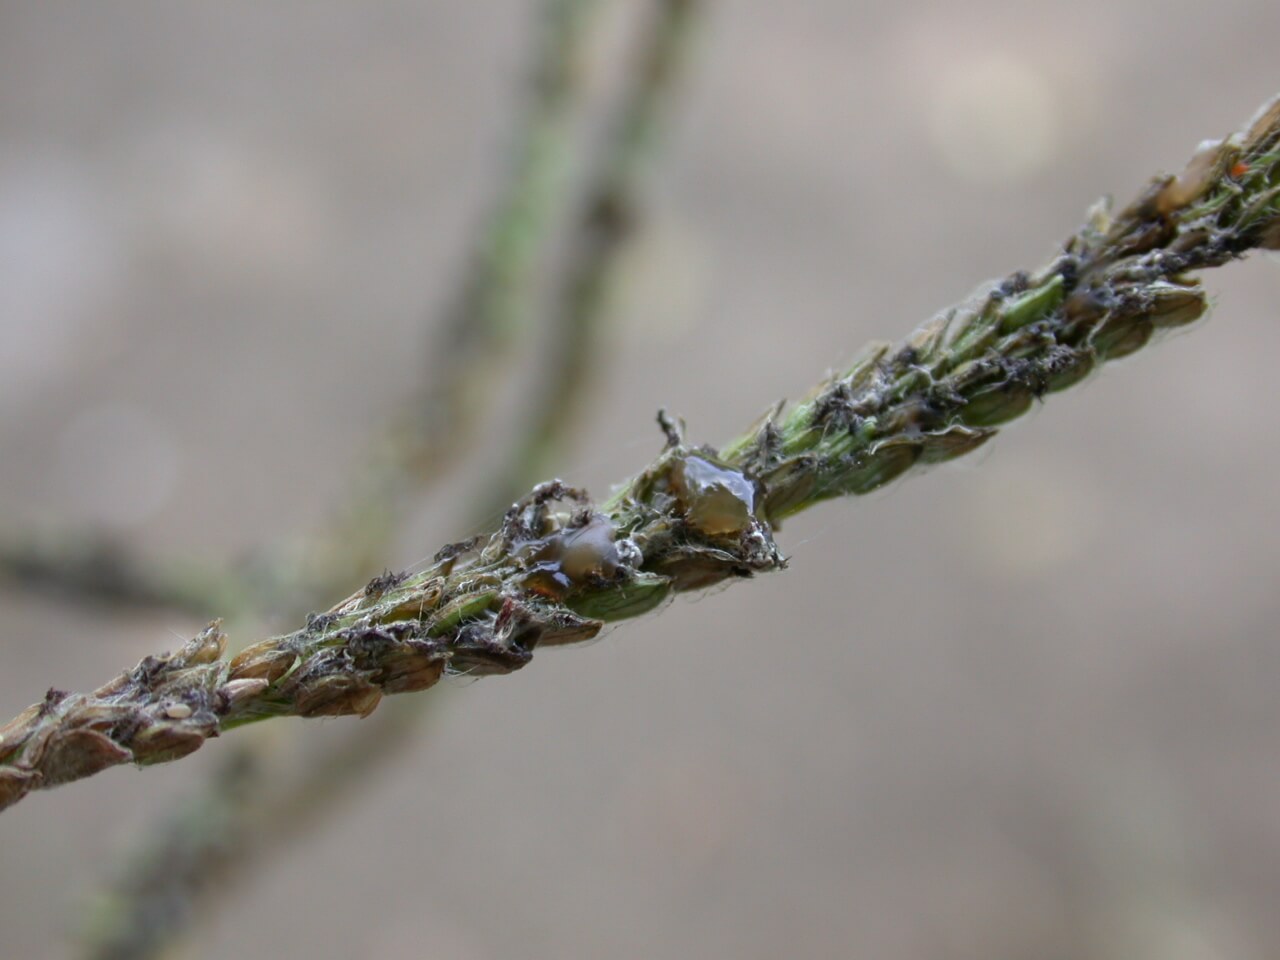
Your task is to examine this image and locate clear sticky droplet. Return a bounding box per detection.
[670,456,757,538]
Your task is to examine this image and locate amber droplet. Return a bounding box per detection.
[516,513,626,600]
[669,456,757,537]
[559,515,620,578]
[519,567,575,599]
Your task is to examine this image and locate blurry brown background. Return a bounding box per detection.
[3,2,1280,958]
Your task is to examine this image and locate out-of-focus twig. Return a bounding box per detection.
[5,92,1278,816]
[0,532,240,619]
[491,0,701,509]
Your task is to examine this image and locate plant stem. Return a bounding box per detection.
[3,93,1278,816]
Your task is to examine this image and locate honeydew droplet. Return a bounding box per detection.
[669,456,757,537]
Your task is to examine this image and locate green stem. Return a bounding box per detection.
[4,92,1277,819]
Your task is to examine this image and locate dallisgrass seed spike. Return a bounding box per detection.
[2,94,1278,813]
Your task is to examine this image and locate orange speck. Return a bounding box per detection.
[1231,160,1250,178]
